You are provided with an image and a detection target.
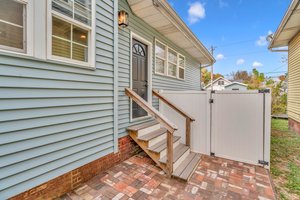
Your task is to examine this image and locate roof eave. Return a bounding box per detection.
[157,0,215,65]
[269,0,300,49]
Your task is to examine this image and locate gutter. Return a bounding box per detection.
[269,48,288,52]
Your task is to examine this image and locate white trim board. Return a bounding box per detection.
[129,32,153,122]
[113,0,119,153]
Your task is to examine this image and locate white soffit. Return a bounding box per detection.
[270,1,300,48]
[127,0,215,65]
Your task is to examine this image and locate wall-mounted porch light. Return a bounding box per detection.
[118,10,129,28]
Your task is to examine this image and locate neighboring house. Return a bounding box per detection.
[204,77,248,91]
[224,82,248,91]
[269,0,300,134]
[0,0,214,199]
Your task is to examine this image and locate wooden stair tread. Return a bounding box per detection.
[138,127,167,141]
[173,153,201,181]
[159,144,189,164]
[127,120,158,131]
[148,136,181,153]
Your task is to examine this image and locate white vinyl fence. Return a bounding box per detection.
[159,90,271,168]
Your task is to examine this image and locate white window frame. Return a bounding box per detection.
[178,54,185,80]
[46,0,95,68]
[154,40,167,76]
[167,46,178,78]
[155,39,185,80]
[0,0,33,56]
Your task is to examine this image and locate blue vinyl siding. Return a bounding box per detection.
[118,0,201,138]
[0,0,116,198]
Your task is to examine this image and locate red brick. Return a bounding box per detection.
[10,136,141,200]
[289,118,300,135]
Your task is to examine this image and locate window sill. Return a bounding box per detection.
[0,50,96,71]
[130,115,152,123]
[154,71,185,81]
[48,57,96,70]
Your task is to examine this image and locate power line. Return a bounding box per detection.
[265,71,287,74]
[224,50,267,58]
[217,39,256,48]
[269,65,286,72]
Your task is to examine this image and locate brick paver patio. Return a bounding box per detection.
[59,152,276,200]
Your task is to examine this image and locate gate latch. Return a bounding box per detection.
[209,99,214,104]
[258,160,269,166]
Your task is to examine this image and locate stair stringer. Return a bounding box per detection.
[128,130,169,174]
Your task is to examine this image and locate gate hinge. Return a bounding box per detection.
[209,98,214,104]
[210,152,215,156]
[258,160,269,166]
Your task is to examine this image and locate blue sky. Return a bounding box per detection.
[168,0,290,78]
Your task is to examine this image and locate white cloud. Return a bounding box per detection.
[219,0,229,8]
[256,30,273,46]
[216,54,225,60]
[236,59,245,65]
[188,2,206,24]
[253,61,263,68]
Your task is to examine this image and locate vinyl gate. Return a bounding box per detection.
[159,90,271,168]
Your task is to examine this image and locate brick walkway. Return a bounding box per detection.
[59,153,276,200]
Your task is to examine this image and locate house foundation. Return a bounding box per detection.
[10,136,141,200]
[289,118,300,135]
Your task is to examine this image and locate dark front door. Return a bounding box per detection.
[132,39,148,119]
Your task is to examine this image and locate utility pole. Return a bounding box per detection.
[210,46,217,90]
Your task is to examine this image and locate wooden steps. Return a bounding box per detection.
[173,153,201,180]
[159,144,190,164]
[127,120,201,181]
[148,136,180,153]
[138,127,167,141]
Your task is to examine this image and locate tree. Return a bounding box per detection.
[213,73,224,80]
[230,70,251,83]
[201,68,224,86]
[269,80,287,114]
[278,75,286,81]
[248,68,265,89]
[201,68,211,85]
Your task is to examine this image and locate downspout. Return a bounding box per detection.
[113,0,119,153]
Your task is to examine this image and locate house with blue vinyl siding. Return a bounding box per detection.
[0,0,214,199]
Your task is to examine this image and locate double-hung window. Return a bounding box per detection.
[0,0,27,53]
[155,39,185,80]
[50,0,93,65]
[167,48,177,78]
[178,55,185,80]
[155,40,167,75]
